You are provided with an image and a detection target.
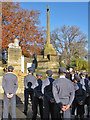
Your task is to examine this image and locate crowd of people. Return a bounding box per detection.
[2,65,90,120]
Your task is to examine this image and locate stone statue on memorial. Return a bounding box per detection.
[8,38,20,48]
[32,54,38,73]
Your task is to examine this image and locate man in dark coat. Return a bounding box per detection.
[72,74,86,119]
[2,66,18,119]
[32,73,43,120]
[80,72,90,118]
[42,70,56,120]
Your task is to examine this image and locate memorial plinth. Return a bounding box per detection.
[44,44,57,57]
[8,39,25,93]
[8,39,22,73]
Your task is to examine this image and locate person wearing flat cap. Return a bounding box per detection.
[80,72,90,118]
[52,67,75,119]
[24,67,38,116]
[2,65,18,119]
[71,74,86,119]
[42,70,57,120]
[32,73,43,120]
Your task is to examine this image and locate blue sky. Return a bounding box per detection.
[19,2,88,35]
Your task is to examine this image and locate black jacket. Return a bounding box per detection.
[34,79,43,98]
[44,77,55,101]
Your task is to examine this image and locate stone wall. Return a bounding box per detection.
[24,57,33,73]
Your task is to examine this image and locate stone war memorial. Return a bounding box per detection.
[0,5,59,95]
[8,38,22,73]
[36,5,59,79]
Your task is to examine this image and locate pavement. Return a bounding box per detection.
[0,94,89,120]
[0,73,89,120]
[0,94,27,120]
[0,93,40,119]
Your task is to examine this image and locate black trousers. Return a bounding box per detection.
[32,96,43,120]
[85,96,90,116]
[71,99,85,116]
[43,97,58,120]
[71,99,77,115]
[24,88,33,113]
[77,104,84,116]
[54,104,62,120]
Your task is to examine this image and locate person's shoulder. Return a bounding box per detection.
[65,77,71,82]
[53,78,60,84]
[24,75,27,80]
[24,74,29,78]
[31,74,36,79]
[3,73,7,77]
[11,73,17,78]
[49,77,55,82]
[4,72,14,76]
[64,77,74,85]
[4,73,17,79]
[51,78,55,81]
[85,78,89,81]
[25,74,31,78]
[28,74,36,81]
[43,78,47,83]
[43,78,49,85]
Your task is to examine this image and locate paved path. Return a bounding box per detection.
[0,94,27,120]
[0,93,89,119]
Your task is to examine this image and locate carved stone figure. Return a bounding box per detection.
[8,38,20,48]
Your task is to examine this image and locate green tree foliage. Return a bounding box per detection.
[51,25,88,64]
[67,58,88,71]
[59,61,66,67]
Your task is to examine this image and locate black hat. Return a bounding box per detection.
[27,67,33,71]
[46,70,53,75]
[8,66,14,70]
[59,67,67,73]
[81,72,86,75]
[74,74,80,80]
[36,73,42,77]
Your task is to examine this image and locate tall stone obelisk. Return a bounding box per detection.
[37,5,59,79]
[44,5,57,57]
[47,5,50,44]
